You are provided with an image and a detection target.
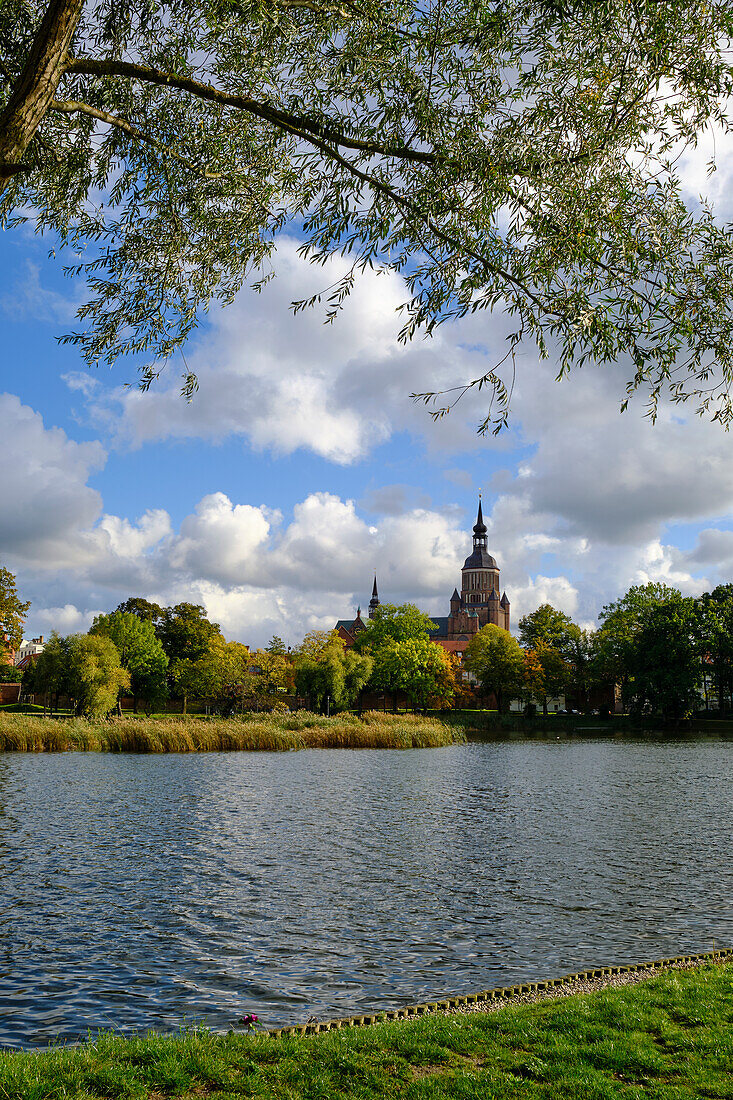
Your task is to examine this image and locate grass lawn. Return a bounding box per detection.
[2,963,731,1098]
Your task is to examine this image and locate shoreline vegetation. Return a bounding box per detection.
[1,962,730,1098]
[0,711,466,753]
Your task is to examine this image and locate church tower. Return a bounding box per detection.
[460,498,501,610]
[446,497,510,636]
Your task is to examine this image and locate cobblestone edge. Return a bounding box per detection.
[265,947,732,1037]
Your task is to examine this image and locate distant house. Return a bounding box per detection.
[15,636,45,668]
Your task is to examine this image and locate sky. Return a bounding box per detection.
[3,131,733,650]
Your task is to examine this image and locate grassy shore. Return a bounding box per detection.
[1,963,731,1098]
[0,711,464,753]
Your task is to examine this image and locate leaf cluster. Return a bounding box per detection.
[3,1,733,423]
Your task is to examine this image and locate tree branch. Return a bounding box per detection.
[63,55,439,166]
[0,0,85,189]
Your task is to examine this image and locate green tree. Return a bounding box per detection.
[625,595,701,722]
[230,646,291,713]
[368,636,454,712]
[697,585,733,715]
[518,604,580,660]
[114,597,164,625]
[0,665,24,683]
[0,566,30,661]
[90,611,168,714]
[169,652,219,715]
[5,3,733,427]
[294,632,372,713]
[30,632,129,716]
[595,582,682,702]
[463,624,524,713]
[565,627,601,714]
[355,604,438,650]
[265,635,287,656]
[156,603,221,663]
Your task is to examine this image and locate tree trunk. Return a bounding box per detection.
[0,0,86,191]
[182,693,188,715]
[542,695,548,718]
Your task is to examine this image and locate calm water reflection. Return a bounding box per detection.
[0,740,731,1048]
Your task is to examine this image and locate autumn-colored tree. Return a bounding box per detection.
[0,566,30,663]
[523,641,571,718]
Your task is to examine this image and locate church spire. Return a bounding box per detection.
[472,494,487,550]
[368,574,380,619]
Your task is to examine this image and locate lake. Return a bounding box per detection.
[1,739,731,1049]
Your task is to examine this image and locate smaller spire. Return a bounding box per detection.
[368,574,380,619]
[500,591,509,607]
[489,587,499,602]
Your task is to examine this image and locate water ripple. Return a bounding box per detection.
[0,740,732,1048]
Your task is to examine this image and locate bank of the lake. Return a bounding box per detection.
[2,962,731,1098]
[436,708,733,738]
[0,711,464,752]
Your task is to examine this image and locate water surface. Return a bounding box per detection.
[1,740,731,1048]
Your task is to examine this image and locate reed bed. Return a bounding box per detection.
[0,711,464,753]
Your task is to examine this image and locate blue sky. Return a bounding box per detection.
[3,134,733,649]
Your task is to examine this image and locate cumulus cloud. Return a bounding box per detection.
[0,393,106,566]
[76,237,500,464]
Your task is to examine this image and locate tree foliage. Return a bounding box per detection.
[625,595,701,721]
[369,635,455,710]
[3,2,733,426]
[30,631,129,716]
[114,597,164,625]
[595,582,682,688]
[156,602,221,663]
[464,624,524,713]
[90,610,168,713]
[518,603,580,660]
[355,604,438,650]
[697,584,733,714]
[294,631,372,713]
[0,566,30,658]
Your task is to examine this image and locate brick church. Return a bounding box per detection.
[335,498,510,656]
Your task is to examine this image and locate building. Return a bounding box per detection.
[15,636,45,668]
[335,577,380,646]
[335,499,510,660]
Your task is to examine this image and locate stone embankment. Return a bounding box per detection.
[267,948,732,1036]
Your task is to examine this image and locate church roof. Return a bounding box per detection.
[427,617,450,638]
[463,547,498,569]
[451,587,460,601]
[500,591,510,607]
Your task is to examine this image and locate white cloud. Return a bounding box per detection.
[77,237,501,464]
[0,393,106,566]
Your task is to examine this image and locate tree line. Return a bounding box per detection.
[469,583,733,721]
[4,572,733,720]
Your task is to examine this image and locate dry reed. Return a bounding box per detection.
[0,711,464,753]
